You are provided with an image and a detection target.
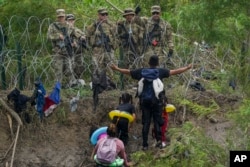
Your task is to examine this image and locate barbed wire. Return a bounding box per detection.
[0,16,223,91]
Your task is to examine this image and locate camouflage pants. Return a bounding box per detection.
[120,49,139,69]
[119,49,138,88]
[92,47,116,78]
[51,53,75,88]
[73,53,85,79]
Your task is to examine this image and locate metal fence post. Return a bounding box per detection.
[0,25,6,90]
[119,47,124,90]
[16,42,24,90]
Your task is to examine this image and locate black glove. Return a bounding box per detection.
[135,5,141,15]
[167,49,173,58]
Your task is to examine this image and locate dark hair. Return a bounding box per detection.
[119,92,133,104]
[107,123,117,137]
[148,55,159,66]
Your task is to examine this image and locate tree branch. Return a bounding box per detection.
[0,98,23,126]
[105,0,123,13]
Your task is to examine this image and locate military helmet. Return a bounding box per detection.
[151,5,161,13]
[98,8,108,14]
[56,9,65,17]
[66,14,75,20]
[122,8,135,17]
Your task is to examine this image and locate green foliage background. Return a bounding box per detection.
[0,0,250,166]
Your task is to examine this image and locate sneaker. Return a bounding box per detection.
[155,141,162,148]
[162,142,166,148]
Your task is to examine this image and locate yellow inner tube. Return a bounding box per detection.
[165,104,176,113]
[109,110,134,123]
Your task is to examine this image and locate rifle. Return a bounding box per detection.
[142,23,161,54]
[78,38,90,50]
[118,24,138,56]
[54,23,73,57]
[61,27,73,57]
[96,24,111,52]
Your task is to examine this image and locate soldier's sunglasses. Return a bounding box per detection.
[101,13,108,16]
[152,12,160,15]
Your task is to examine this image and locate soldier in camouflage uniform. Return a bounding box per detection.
[86,8,117,77]
[117,8,143,69]
[86,8,117,111]
[138,5,174,67]
[47,9,82,88]
[116,8,144,89]
[66,14,87,79]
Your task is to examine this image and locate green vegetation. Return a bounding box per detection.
[227,100,250,150]
[181,99,219,118]
[132,122,227,167]
[0,0,249,166]
[55,106,68,124]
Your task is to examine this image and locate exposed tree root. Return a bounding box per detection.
[0,98,23,167]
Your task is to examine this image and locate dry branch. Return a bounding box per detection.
[105,0,123,13]
[7,113,14,139]
[0,98,23,126]
[0,98,23,167]
[0,140,15,162]
[10,125,21,167]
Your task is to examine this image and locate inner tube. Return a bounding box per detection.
[109,110,134,123]
[90,126,107,145]
[94,154,124,167]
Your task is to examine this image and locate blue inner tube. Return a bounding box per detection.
[90,126,108,145]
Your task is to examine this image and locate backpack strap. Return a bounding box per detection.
[137,78,144,97]
[115,116,120,125]
[153,78,164,99]
[53,23,63,32]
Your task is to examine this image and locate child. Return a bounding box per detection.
[161,109,169,148]
[152,96,170,148]
[152,109,169,148]
[112,92,136,145]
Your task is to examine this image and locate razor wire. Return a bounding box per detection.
[0,16,95,90]
[0,15,228,91]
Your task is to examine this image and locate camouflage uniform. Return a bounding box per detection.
[86,8,117,80]
[137,6,174,67]
[117,8,143,69]
[86,8,118,111]
[47,9,82,88]
[66,14,87,79]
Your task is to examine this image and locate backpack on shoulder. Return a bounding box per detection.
[96,137,117,164]
[137,68,164,101]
